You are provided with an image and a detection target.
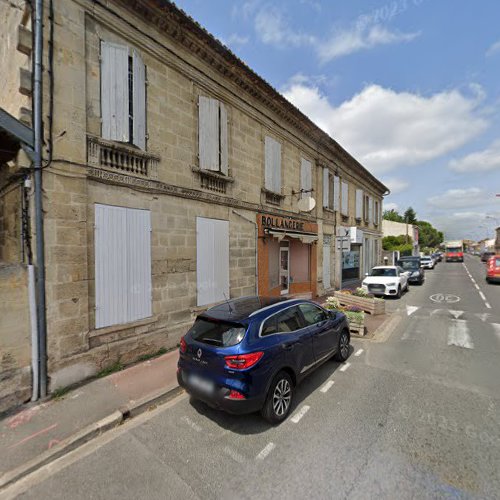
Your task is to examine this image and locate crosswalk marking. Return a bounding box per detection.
[447,319,474,349]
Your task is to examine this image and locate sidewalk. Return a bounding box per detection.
[0,349,180,489]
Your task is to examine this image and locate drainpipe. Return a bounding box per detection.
[231,210,259,295]
[33,0,48,398]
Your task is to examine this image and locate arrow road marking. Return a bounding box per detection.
[447,320,474,349]
[449,310,464,319]
[475,313,491,322]
[406,306,419,316]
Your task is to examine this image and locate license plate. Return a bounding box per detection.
[188,374,215,395]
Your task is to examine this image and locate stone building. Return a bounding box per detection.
[0,0,387,410]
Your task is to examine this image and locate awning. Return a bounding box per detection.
[268,229,318,244]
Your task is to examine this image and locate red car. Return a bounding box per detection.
[486,255,500,283]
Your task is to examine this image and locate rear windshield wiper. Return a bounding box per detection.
[198,338,223,345]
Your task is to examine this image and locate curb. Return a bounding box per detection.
[0,385,183,491]
[371,314,402,343]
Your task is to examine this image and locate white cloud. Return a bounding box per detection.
[383,202,399,212]
[382,177,409,194]
[254,8,316,48]
[430,210,500,240]
[427,187,488,210]
[226,34,250,46]
[486,40,500,57]
[317,24,419,62]
[282,81,489,174]
[449,139,500,173]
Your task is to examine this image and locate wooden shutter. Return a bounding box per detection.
[100,41,129,142]
[265,136,281,193]
[132,50,146,150]
[333,176,340,211]
[341,182,349,215]
[322,167,329,207]
[95,204,151,328]
[220,102,228,175]
[199,96,219,171]
[301,158,312,197]
[272,139,281,193]
[356,189,363,219]
[368,196,373,223]
[196,217,229,306]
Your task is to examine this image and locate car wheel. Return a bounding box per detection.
[261,371,294,424]
[334,329,350,362]
[396,286,402,299]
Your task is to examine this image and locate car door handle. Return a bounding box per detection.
[282,342,295,351]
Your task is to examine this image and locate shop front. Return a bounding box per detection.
[257,214,318,298]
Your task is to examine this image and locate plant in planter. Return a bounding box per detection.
[323,300,366,336]
[333,288,385,315]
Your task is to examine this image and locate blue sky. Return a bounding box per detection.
[175,0,500,240]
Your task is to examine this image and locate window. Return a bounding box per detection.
[198,96,228,175]
[371,268,396,277]
[100,41,146,149]
[333,175,340,211]
[188,319,246,347]
[196,217,230,307]
[298,303,327,326]
[94,204,152,329]
[261,306,303,336]
[341,181,349,216]
[355,189,363,220]
[323,169,340,211]
[374,200,380,225]
[368,196,373,223]
[265,136,282,193]
[300,158,312,197]
[323,167,329,208]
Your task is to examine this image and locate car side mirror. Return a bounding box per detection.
[328,310,337,319]
[365,272,369,277]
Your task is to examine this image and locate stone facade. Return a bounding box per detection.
[0,0,387,405]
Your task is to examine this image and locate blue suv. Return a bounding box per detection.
[177,296,350,424]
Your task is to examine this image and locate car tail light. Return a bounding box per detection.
[224,351,264,370]
[227,389,246,400]
[180,336,187,354]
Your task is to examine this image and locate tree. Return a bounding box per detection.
[383,209,404,222]
[404,207,417,224]
[416,220,444,248]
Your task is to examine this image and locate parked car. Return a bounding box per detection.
[481,251,495,263]
[432,252,442,263]
[177,297,350,424]
[420,256,434,269]
[398,256,425,285]
[361,265,409,298]
[486,255,500,283]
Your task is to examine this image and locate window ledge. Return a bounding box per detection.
[191,166,234,194]
[261,188,285,206]
[323,207,335,214]
[89,315,158,338]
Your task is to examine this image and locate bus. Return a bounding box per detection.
[445,240,464,262]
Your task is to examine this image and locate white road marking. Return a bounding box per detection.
[447,320,474,349]
[449,310,464,319]
[354,348,364,357]
[256,442,275,460]
[475,313,491,322]
[224,446,245,464]
[430,309,443,316]
[320,380,335,393]
[430,294,460,303]
[406,305,419,316]
[474,283,480,290]
[291,405,310,423]
[181,416,202,433]
[463,263,491,309]
[339,362,351,372]
[492,324,500,341]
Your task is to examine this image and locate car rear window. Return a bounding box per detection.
[400,261,419,270]
[188,319,246,347]
[447,248,462,253]
[495,258,500,267]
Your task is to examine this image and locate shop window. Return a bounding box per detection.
[290,240,310,283]
[268,238,280,290]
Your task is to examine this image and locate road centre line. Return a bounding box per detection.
[339,362,351,372]
[256,442,275,460]
[320,380,335,393]
[291,405,310,423]
[354,348,364,357]
[463,263,492,309]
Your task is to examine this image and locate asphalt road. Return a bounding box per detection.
[5,255,500,500]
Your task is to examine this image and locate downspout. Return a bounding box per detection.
[231,210,259,295]
[33,0,48,398]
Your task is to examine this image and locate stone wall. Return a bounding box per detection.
[0,263,32,413]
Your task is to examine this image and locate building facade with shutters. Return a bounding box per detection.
[0,0,387,401]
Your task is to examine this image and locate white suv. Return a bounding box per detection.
[362,266,410,299]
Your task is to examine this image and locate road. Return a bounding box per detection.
[5,255,500,499]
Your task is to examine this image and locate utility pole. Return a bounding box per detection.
[33,0,48,398]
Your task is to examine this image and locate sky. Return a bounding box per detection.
[174,0,500,240]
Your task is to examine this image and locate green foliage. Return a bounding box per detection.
[404,207,417,224]
[136,347,168,363]
[97,360,124,378]
[52,386,70,400]
[344,311,365,324]
[382,235,412,250]
[416,220,444,248]
[383,209,404,222]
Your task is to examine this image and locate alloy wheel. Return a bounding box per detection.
[273,378,291,417]
[340,333,349,359]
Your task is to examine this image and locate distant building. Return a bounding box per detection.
[382,220,419,256]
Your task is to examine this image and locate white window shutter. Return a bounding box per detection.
[220,102,229,175]
[341,182,349,215]
[322,168,329,208]
[196,217,229,306]
[265,136,281,192]
[100,41,129,143]
[356,189,363,219]
[273,139,281,193]
[301,158,312,197]
[265,136,273,191]
[333,175,340,211]
[132,50,146,150]
[368,196,373,223]
[199,96,219,171]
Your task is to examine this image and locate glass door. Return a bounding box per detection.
[280,246,290,295]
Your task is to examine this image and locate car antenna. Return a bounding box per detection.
[223,292,233,314]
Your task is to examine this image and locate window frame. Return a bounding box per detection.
[298,303,328,327]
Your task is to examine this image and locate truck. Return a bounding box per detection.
[445,240,464,262]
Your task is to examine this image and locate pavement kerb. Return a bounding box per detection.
[371,313,402,343]
[0,385,184,492]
